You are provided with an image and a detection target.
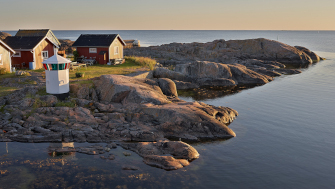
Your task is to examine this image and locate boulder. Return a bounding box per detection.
[153,68,188,81]
[94,75,169,105]
[158,78,178,97]
[175,61,232,79]
[295,46,320,62]
[122,141,199,170]
[141,101,237,140]
[173,61,269,86]
[143,155,189,170]
[173,80,200,90]
[39,95,58,107]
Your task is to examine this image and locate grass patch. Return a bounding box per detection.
[30,68,45,73]
[69,61,144,80]
[0,86,18,97]
[0,73,16,80]
[36,87,48,96]
[55,100,76,107]
[0,105,5,113]
[125,56,157,70]
[18,79,37,85]
[71,80,94,85]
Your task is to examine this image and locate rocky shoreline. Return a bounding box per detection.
[0,38,323,170]
[0,74,237,170]
[126,38,323,90]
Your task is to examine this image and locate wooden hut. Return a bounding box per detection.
[3,36,59,69]
[0,39,15,72]
[72,34,126,65]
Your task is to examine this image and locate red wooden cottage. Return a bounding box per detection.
[4,36,59,69]
[0,39,16,72]
[72,34,126,65]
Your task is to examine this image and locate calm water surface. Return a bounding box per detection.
[1,31,335,188]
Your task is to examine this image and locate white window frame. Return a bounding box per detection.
[114,46,119,55]
[42,51,48,60]
[0,54,2,65]
[13,51,21,57]
[89,48,97,53]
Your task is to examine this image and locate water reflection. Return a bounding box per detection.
[178,84,260,101]
[0,142,202,189]
[48,142,76,158]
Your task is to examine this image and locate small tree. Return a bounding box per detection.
[73,50,79,61]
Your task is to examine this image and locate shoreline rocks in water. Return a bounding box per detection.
[126,38,323,90]
[0,38,323,170]
[0,74,237,170]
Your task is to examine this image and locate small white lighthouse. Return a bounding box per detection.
[42,55,71,100]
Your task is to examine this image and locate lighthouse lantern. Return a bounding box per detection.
[42,55,71,100]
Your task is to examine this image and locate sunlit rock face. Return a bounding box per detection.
[125,38,322,66]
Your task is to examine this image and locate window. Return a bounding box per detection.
[0,54,2,65]
[13,51,21,57]
[114,46,119,55]
[89,48,97,53]
[42,51,48,59]
[51,64,58,70]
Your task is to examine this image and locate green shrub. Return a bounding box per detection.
[125,56,157,70]
[73,50,79,61]
[0,68,7,75]
[75,72,85,78]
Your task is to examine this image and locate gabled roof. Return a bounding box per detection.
[3,36,58,50]
[15,29,61,46]
[0,39,15,54]
[43,54,71,64]
[72,34,126,47]
[16,29,49,37]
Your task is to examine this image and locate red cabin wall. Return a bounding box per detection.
[11,39,55,69]
[42,41,55,57]
[76,47,109,65]
[35,39,55,69]
[11,51,33,69]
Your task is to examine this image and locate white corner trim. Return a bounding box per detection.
[13,51,21,57]
[32,36,59,51]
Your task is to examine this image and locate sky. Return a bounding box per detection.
[1,0,335,30]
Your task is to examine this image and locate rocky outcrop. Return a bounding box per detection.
[94,75,169,105]
[127,38,321,90]
[153,61,271,89]
[125,38,322,66]
[122,141,199,170]
[157,78,178,97]
[294,46,321,63]
[0,32,11,40]
[58,39,75,53]
[0,74,238,170]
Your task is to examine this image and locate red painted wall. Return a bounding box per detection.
[11,39,55,69]
[42,41,55,57]
[77,47,109,65]
[11,51,33,69]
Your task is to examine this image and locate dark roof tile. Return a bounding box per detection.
[72,34,124,47]
[15,29,49,37]
[3,36,45,50]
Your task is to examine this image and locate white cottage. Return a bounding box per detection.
[42,55,71,99]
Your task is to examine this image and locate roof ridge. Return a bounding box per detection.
[18,29,50,31]
[81,34,118,35]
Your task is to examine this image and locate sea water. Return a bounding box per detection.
[1,30,335,188]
